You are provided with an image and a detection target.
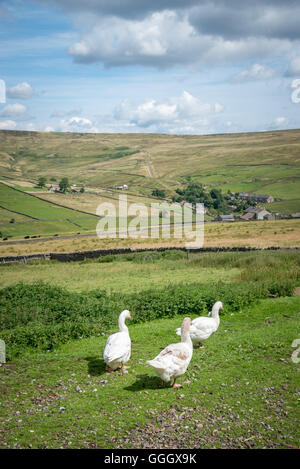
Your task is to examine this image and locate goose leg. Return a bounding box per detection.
[172,378,182,388]
[121,364,130,370]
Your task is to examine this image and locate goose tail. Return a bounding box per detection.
[146,359,165,370]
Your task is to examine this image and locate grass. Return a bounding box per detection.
[0,128,300,242]
[0,218,299,257]
[0,249,299,293]
[265,199,300,214]
[0,128,300,215]
[0,256,239,293]
[0,250,298,358]
[1,296,299,449]
[0,249,299,448]
[0,182,100,238]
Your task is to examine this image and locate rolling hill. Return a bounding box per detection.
[0,182,100,238]
[0,128,299,239]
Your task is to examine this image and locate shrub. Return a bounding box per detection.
[0,272,295,359]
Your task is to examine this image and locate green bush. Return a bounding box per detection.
[0,273,295,359]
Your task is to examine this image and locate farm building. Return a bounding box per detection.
[240,206,272,221]
[215,214,235,222]
[237,193,274,203]
[110,184,128,190]
[48,184,60,192]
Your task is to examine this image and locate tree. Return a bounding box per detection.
[152,189,166,198]
[80,187,85,193]
[37,177,47,188]
[59,177,70,193]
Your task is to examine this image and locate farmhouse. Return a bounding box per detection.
[237,193,274,203]
[110,184,128,190]
[48,184,60,192]
[215,214,235,222]
[240,206,272,221]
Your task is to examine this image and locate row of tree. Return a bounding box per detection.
[172,183,228,212]
[37,177,84,193]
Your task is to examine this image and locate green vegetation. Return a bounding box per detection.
[59,177,70,193]
[0,295,299,448]
[152,188,166,198]
[0,129,299,221]
[37,177,47,188]
[0,249,299,449]
[1,249,299,359]
[173,183,229,213]
[0,182,100,238]
[0,128,299,241]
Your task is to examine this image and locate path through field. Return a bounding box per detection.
[144,152,154,178]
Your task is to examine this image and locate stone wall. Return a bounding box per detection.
[0,245,298,264]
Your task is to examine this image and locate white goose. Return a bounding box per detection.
[146,317,193,388]
[176,301,223,348]
[103,309,132,372]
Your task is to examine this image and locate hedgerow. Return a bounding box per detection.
[0,277,295,359]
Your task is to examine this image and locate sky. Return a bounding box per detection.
[0,0,300,135]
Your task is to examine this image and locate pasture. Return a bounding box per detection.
[0,250,299,449]
[0,128,300,216]
[0,182,100,238]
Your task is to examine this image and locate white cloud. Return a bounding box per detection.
[44,126,55,132]
[214,102,224,113]
[0,120,17,130]
[273,116,289,127]
[285,57,300,76]
[40,1,300,42]
[7,82,34,99]
[68,10,291,69]
[50,108,82,118]
[291,78,300,103]
[232,63,275,82]
[59,116,99,133]
[0,103,27,118]
[114,91,222,131]
[23,122,37,131]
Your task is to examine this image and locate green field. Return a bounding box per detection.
[0,250,299,449]
[0,182,101,238]
[0,129,300,229]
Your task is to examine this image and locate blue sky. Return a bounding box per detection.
[0,0,300,134]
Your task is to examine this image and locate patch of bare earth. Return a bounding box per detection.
[109,402,294,449]
[294,287,300,296]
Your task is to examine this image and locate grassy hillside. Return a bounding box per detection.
[0,218,299,257]
[0,249,299,449]
[0,128,299,206]
[0,182,100,238]
[0,128,300,241]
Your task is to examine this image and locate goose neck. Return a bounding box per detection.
[118,315,128,333]
[181,329,193,349]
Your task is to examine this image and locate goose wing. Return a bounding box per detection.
[190,317,217,339]
[103,331,131,363]
[147,343,192,373]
